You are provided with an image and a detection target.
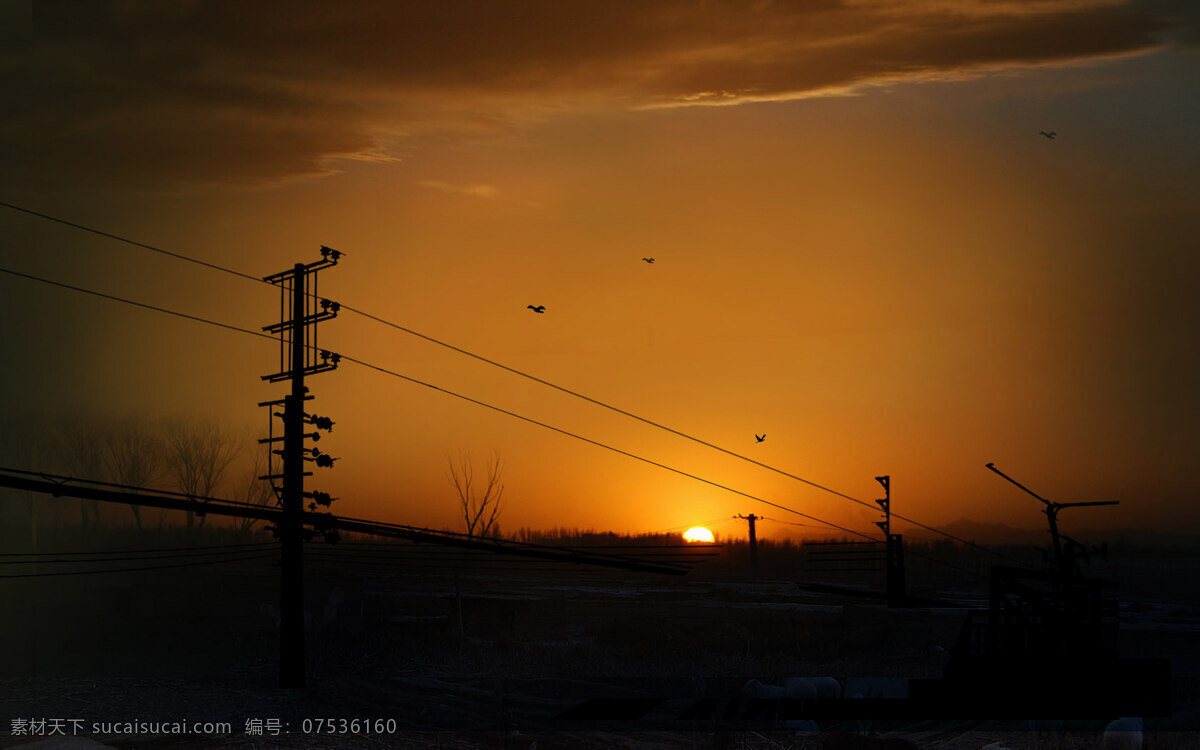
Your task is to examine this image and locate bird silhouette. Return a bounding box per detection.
[527,305,546,313]
[642,257,655,264]
[1039,131,1056,139]
[755,434,765,443]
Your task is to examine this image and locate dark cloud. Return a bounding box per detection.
[0,0,1187,188]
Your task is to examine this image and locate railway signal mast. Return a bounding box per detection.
[875,475,907,607]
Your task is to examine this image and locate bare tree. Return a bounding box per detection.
[103,418,161,529]
[56,418,105,529]
[0,416,56,546]
[447,450,504,538]
[234,450,277,533]
[162,419,238,531]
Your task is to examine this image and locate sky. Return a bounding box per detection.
[1,0,1197,543]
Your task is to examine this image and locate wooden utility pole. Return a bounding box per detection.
[736,513,759,576]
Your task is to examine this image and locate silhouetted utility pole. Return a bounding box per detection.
[874,475,907,607]
[260,247,342,689]
[736,513,760,576]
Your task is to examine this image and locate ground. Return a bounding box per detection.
[2,537,1198,749]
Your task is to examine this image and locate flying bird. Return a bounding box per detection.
[642,257,655,264]
[755,434,766,443]
[1039,131,1056,139]
[527,305,546,313]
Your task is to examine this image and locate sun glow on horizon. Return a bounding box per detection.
[683,526,715,543]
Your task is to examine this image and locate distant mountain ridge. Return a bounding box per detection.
[910,517,1042,546]
[906,518,1182,548]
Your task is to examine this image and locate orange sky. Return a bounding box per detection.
[1,1,1197,542]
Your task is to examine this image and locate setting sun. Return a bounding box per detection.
[683,527,715,543]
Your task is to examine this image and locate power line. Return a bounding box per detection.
[304,555,688,574]
[339,308,1022,562]
[320,510,723,567]
[0,542,279,567]
[888,513,1023,565]
[0,202,865,519]
[760,516,821,528]
[0,264,877,541]
[0,200,263,284]
[0,251,1002,563]
[0,552,276,579]
[341,304,871,500]
[643,517,734,535]
[0,466,278,514]
[338,354,879,542]
[0,541,277,559]
[902,546,986,580]
[329,539,720,551]
[0,206,947,525]
[0,267,275,343]
[0,204,1025,564]
[304,548,717,564]
[538,546,720,552]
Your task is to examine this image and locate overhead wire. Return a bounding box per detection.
[759,516,821,528]
[0,466,280,513]
[340,306,1023,561]
[0,552,276,579]
[334,540,718,550]
[0,549,277,567]
[327,512,721,570]
[643,517,735,535]
[0,200,263,285]
[339,302,873,501]
[0,267,275,344]
[0,263,877,543]
[338,353,879,542]
[0,540,274,559]
[0,203,1022,563]
[901,547,985,579]
[0,261,879,544]
[304,548,716,564]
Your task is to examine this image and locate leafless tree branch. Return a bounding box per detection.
[162,419,238,531]
[447,449,504,538]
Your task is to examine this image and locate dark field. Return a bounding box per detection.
[3,527,1200,749]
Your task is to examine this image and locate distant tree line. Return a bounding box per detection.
[0,414,275,545]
